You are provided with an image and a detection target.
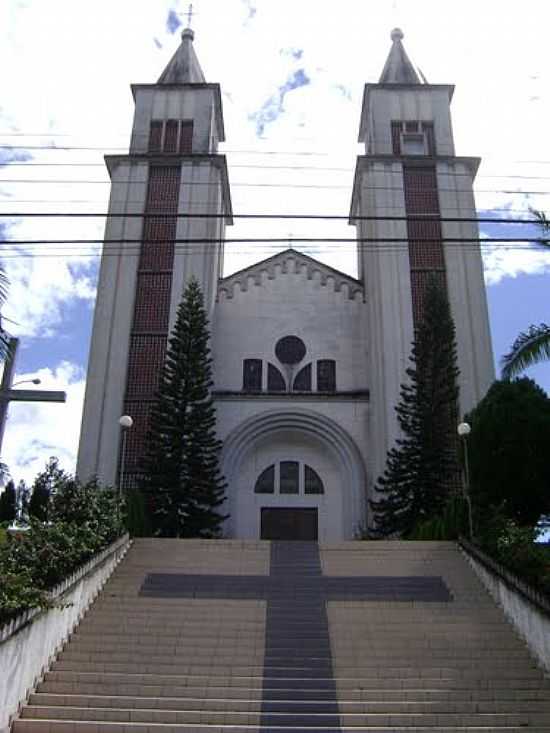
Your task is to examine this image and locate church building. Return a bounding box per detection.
[76,27,494,541]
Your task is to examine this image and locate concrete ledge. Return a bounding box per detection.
[460,536,550,673]
[0,533,131,733]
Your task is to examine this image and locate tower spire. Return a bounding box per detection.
[157,8,205,85]
[379,28,424,85]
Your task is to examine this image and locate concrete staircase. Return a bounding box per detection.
[13,539,550,732]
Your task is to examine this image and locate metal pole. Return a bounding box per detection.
[0,337,18,455]
[118,428,128,523]
[462,437,474,541]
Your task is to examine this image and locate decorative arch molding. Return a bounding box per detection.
[221,409,368,539]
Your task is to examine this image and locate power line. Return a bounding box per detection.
[0,200,538,215]
[0,212,544,225]
[1,178,549,196]
[4,161,550,182]
[2,141,550,167]
[0,243,545,260]
[0,237,547,246]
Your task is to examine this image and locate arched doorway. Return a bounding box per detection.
[221,410,367,541]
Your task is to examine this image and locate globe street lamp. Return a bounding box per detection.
[118,415,133,520]
[457,422,474,540]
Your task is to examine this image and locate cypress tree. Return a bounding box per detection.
[0,479,16,522]
[370,278,460,536]
[140,277,227,537]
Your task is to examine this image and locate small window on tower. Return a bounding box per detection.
[268,363,286,392]
[180,121,194,153]
[402,133,426,156]
[422,122,436,155]
[148,121,163,153]
[164,120,179,154]
[243,359,262,392]
[317,360,336,392]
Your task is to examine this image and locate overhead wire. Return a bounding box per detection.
[0,213,545,225]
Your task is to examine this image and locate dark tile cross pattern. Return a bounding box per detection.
[140,542,452,731]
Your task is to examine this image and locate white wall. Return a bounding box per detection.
[213,253,367,393]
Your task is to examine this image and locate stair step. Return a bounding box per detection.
[20,705,550,726]
[28,693,550,714]
[13,540,550,732]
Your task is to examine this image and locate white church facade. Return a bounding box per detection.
[77,27,494,541]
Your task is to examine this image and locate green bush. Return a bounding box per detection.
[0,570,53,620]
[0,464,124,626]
[477,510,550,592]
[409,495,469,540]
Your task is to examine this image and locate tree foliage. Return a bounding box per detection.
[500,209,550,379]
[28,456,67,521]
[139,278,227,538]
[370,279,460,537]
[465,378,550,526]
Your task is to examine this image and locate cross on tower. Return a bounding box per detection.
[141,543,452,729]
[187,3,194,28]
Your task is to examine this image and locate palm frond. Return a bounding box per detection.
[501,323,550,379]
[528,207,550,248]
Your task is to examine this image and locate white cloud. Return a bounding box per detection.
[482,242,550,286]
[1,361,85,485]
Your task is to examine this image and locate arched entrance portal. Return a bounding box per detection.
[221,410,367,541]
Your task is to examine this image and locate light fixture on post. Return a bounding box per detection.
[457,422,474,540]
[118,415,133,521]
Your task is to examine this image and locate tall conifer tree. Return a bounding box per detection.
[370,278,460,536]
[0,479,16,522]
[140,278,227,537]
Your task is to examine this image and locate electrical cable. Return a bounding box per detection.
[0,213,545,225]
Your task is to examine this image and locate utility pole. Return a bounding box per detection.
[0,337,66,455]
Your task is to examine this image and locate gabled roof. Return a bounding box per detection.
[218,249,363,301]
[158,28,206,84]
[379,28,425,85]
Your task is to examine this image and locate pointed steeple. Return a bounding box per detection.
[379,28,425,85]
[158,27,206,84]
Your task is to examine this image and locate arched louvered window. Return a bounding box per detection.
[254,465,275,494]
[293,363,312,392]
[304,465,324,494]
[317,360,336,392]
[254,463,324,495]
[268,363,286,392]
[280,461,300,494]
[243,359,262,392]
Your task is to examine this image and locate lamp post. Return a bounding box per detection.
[118,415,133,521]
[457,422,474,540]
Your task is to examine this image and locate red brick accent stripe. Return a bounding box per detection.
[122,165,181,482]
[402,165,448,325]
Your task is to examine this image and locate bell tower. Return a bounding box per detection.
[351,29,494,484]
[77,27,233,487]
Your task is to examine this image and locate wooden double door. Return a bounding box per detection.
[260,508,318,541]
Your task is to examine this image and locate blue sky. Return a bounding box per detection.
[0,0,549,482]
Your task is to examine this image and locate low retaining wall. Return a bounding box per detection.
[0,533,131,733]
[460,537,550,673]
